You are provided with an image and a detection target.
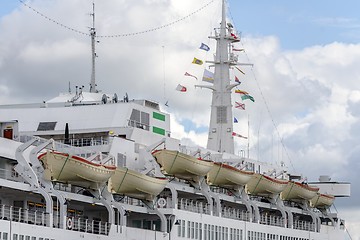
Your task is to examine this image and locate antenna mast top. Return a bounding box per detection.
[89,2,97,93]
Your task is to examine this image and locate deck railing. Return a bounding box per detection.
[0,204,110,235]
[0,205,47,226]
[222,207,249,222]
[293,220,315,232]
[178,198,210,215]
[259,214,285,227]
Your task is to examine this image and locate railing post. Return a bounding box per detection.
[85,219,88,232]
[18,207,22,222]
[25,209,28,223]
[10,206,13,221]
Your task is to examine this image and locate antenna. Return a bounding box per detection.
[89,1,97,93]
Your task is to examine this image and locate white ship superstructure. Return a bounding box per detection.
[0,1,350,240]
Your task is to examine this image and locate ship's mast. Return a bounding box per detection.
[89,2,97,93]
[206,0,239,154]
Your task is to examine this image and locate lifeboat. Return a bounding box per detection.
[310,193,335,208]
[108,167,168,201]
[245,173,288,197]
[280,181,319,201]
[152,149,214,182]
[207,162,254,188]
[38,150,116,189]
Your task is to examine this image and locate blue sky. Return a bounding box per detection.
[228,0,360,49]
[2,0,360,49]
[0,1,359,238]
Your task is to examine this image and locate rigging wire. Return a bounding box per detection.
[227,1,296,172]
[18,0,216,38]
[332,204,354,240]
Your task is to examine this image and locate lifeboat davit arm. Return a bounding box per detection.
[15,138,67,229]
[139,138,166,176]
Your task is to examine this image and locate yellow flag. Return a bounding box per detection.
[192,57,203,65]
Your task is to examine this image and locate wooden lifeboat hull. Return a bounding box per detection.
[245,173,288,197]
[108,167,168,201]
[152,149,214,181]
[310,193,335,208]
[38,151,116,189]
[207,162,254,187]
[280,181,319,201]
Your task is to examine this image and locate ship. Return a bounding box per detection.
[0,1,351,240]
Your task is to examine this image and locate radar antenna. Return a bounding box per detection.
[89,2,98,93]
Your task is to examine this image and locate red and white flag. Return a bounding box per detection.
[232,132,247,139]
[176,84,187,92]
[184,72,197,80]
[235,101,245,110]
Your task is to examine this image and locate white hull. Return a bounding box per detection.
[152,149,214,181]
[207,162,254,187]
[281,181,319,201]
[38,151,116,189]
[246,173,288,197]
[108,167,168,201]
[0,214,345,240]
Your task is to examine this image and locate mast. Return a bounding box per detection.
[89,2,97,93]
[206,0,239,154]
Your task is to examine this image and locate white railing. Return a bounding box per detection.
[0,204,110,235]
[259,214,284,227]
[293,220,315,232]
[0,168,25,182]
[65,217,110,235]
[222,207,249,222]
[0,205,47,226]
[178,198,210,215]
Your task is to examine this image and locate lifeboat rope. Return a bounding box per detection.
[284,181,295,200]
[252,174,263,193]
[57,154,70,180]
[212,163,223,182]
[116,168,129,193]
[169,151,179,173]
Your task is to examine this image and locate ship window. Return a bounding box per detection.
[216,106,227,123]
[129,109,149,130]
[141,112,149,130]
[187,221,191,238]
[199,223,202,240]
[181,220,186,237]
[13,235,18,240]
[178,220,182,237]
[37,122,57,131]
[3,233,8,240]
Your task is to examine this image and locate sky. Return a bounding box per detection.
[0,0,359,238]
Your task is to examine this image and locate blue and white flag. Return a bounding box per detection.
[202,69,214,83]
[234,117,238,123]
[199,43,210,51]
